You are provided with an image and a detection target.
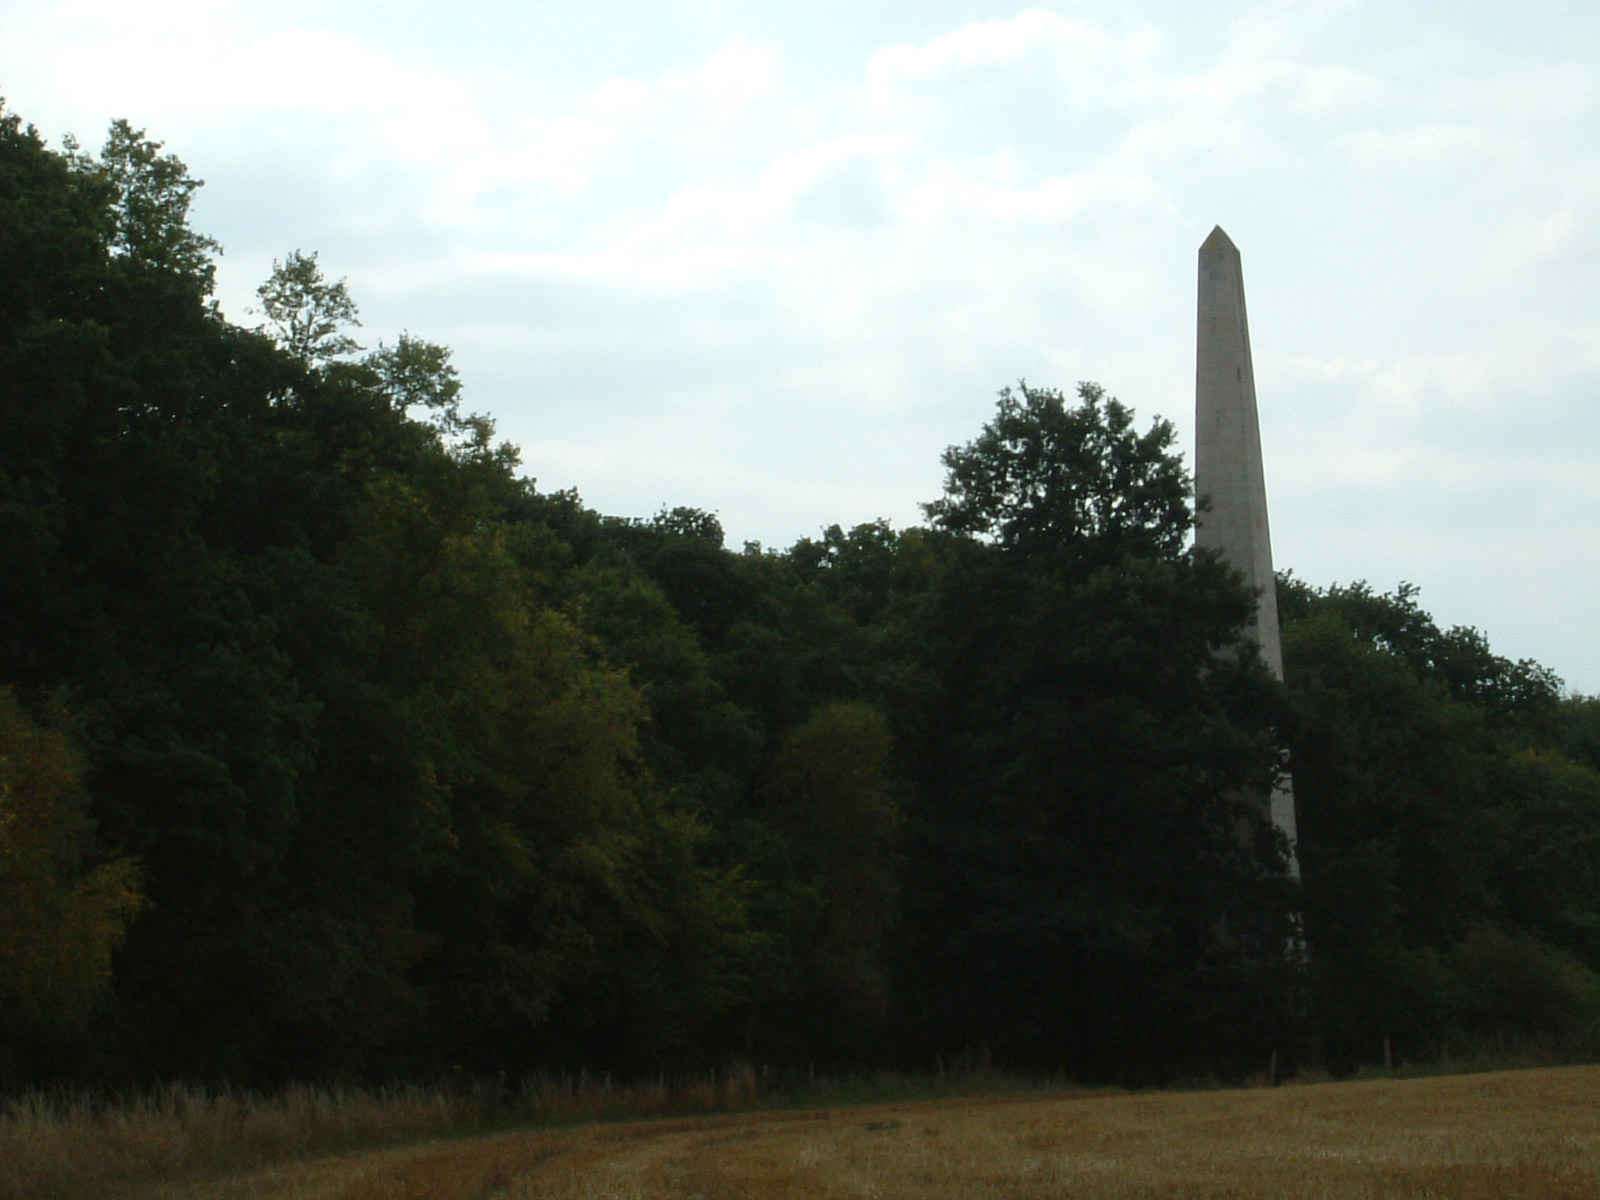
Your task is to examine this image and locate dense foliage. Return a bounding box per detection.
[1281,580,1600,1067]
[2,101,1597,1086]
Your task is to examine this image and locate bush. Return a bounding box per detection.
[1450,925,1600,1038]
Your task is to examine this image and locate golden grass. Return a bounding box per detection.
[123,1065,1600,1200]
[0,1068,769,1200]
[0,1083,470,1200]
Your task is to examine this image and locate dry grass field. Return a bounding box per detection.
[123,1065,1600,1200]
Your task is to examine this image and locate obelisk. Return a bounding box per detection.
[1195,226,1299,872]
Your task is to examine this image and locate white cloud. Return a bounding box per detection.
[662,35,785,106]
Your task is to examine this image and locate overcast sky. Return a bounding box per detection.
[3,0,1597,690]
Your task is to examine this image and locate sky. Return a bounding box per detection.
[3,0,1598,691]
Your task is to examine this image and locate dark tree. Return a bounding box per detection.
[902,383,1300,1079]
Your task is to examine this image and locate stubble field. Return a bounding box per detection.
[131,1065,1600,1200]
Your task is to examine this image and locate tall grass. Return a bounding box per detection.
[0,1064,1033,1200]
[2,1081,464,1200]
[14,1046,1570,1200]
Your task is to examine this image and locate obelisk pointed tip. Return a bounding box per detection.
[1200,225,1238,256]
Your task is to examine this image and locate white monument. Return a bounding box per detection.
[1194,226,1299,874]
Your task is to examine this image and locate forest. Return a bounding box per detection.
[4,100,1600,1090]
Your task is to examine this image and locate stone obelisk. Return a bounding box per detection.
[1195,226,1299,872]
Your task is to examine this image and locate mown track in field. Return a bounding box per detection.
[139,1065,1600,1200]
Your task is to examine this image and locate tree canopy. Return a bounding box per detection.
[2,99,1596,1086]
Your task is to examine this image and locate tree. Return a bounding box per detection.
[0,691,142,1064]
[1280,580,1600,1064]
[68,118,220,288]
[761,701,903,1050]
[1277,579,1561,730]
[361,332,459,415]
[925,382,1192,567]
[257,249,362,362]
[902,382,1298,1078]
[324,474,761,1072]
[0,103,771,1080]
[1282,606,1491,1061]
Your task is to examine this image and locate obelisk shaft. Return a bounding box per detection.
[1195,226,1299,865]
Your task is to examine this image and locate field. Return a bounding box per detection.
[114,1065,1600,1200]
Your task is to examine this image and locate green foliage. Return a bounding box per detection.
[328,471,750,1062]
[1556,695,1600,773]
[1489,748,1600,960]
[1450,925,1600,1038]
[2,97,1595,1087]
[257,249,362,362]
[904,383,1299,1078]
[766,702,902,1019]
[1287,610,1493,946]
[0,691,142,1044]
[365,333,456,410]
[925,381,1192,566]
[565,558,760,793]
[1282,580,1600,1065]
[0,103,768,1082]
[67,118,220,289]
[1278,578,1562,729]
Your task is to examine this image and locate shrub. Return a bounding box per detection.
[1450,925,1600,1038]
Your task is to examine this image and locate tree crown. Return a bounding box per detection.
[924,382,1193,567]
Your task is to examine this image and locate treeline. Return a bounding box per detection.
[3,104,1599,1088]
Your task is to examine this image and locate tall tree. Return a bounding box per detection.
[256,250,362,362]
[903,382,1299,1078]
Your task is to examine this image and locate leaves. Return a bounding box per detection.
[0,690,142,1035]
[901,383,1298,1076]
[257,250,361,362]
[4,98,1597,1085]
[69,118,220,288]
[766,702,902,1016]
[925,382,1192,568]
[1284,583,1600,1063]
